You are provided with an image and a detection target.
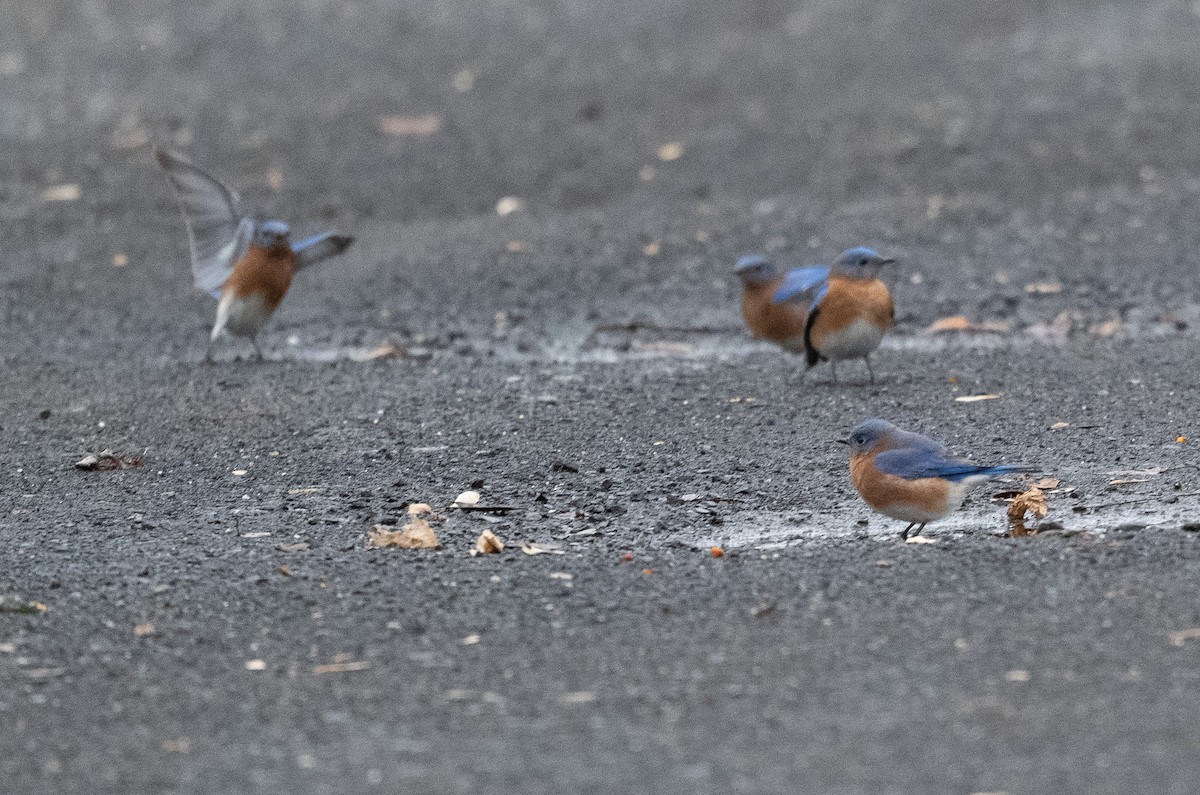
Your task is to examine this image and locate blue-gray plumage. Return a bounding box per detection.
[155,148,354,359]
[846,419,1034,539]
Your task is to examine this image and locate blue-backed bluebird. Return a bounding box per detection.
[844,419,1032,540]
[155,148,353,361]
[771,247,895,384]
[735,254,817,354]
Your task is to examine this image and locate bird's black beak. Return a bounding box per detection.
[835,438,849,446]
[878,258,896,266]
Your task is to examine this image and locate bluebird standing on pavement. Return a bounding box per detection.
[844,419,1032,540]
[772,247,895,384]
[155,148,354,361]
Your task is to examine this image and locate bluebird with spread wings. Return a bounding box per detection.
[734,254,825,355]
[770,247,895,384]
[155,148,353,361]
[844,419,1033,540]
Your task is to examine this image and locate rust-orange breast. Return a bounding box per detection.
[850,452,949,515]
[808,277,893,350]
[741,278,808,345]
[223,243,297,311]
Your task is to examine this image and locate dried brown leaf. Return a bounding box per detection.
[472,529,504,556]
[1024,281,1063,294]
[350,342,407,362]
[75,450,143,471]
[368,520,441,549]
[378,113,442,136]
[1007,486,1049,535]
[520,541,565,556]
[924,316,1011,334]
[454,490,481,507]
[313,660,370,674]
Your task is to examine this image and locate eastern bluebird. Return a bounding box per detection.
[734,254,821,354]
[844,419,1032,540]
[155,148,354,361]
[771,247,895,384]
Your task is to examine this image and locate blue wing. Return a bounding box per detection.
[155,148,251,299]
[773,266,829,305]
[293,232,354,271]
[874,448,1028,482]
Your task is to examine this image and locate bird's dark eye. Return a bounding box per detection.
[859,258,868,266]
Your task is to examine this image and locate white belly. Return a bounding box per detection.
[819,319,885,360]
[878,484,967,524]
[213,293,271,340]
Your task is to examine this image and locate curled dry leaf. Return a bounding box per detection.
[1049,421,1071,430]
[454,490,481,507]
[954,394,1000,403]
[924,316,1011,335]
[1007,486,1049,535]
[369,520,441,549]
[1031,477,1061,490]
[520,541,565,555]
[472,529,504,556]
[75,450,144,471]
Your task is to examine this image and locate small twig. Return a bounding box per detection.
[591,322,736,335]
[1084,491,1200,511]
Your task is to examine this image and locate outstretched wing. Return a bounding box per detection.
[292,232,354,271]
[875,448,1029,482]
[155,148,252,299]
[772,266,829,305]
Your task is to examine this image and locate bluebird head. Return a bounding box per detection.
[831,247,894,278]
[843,419,899,454]
[253,219,291,249]
[734,254,779,286]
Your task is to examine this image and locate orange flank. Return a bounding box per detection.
[740,275,808,350]
[222,241,297,310]
[807,275,893,353]
[849,452,950,519]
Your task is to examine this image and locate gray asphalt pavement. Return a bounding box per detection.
[4,1,1200,793]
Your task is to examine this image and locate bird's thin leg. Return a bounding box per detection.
[203,339,216,365]
[913,523,926,538]
[900,522,915,540]
[865,355,876,384]
[251,338,265,362]
[829,361,839,385]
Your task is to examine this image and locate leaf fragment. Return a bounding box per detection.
[471,529,504,556]
[378,113,442,136]
[368,520,441,549]
[1007,486,1049,535]
[520,542,564,555]
[454,490,481,507]
[954,394,1000,403]
[924,316,1011,334]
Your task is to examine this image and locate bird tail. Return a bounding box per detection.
[947,463,1035,484]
